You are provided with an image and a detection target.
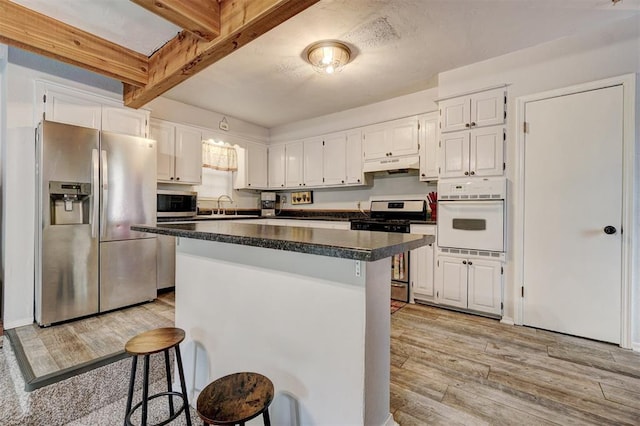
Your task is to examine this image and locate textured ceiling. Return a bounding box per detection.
[10,0,640,128]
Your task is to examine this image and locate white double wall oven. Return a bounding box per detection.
[434,177,506,316]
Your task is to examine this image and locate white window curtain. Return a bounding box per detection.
[202,139,238,171]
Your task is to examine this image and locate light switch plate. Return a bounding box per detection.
[291,191,313,205]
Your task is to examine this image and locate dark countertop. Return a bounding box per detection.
[159,213,436,225]
[132,221,434,262]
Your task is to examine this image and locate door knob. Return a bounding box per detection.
[604,225,617,235]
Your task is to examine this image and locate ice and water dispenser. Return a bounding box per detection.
[48,181,91,225]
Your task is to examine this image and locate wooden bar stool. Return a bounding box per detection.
[124,327,192,426]
[196,372,274,426]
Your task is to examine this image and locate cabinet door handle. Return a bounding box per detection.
[470,122,476,127]
[468,261,473,265]
[464,171,469,176]
[465,123,470,128]
[421,173,425,177]
[462,260,467,265]
[470,171,475,175]
[170,177,174,180]
[176,177,180,181]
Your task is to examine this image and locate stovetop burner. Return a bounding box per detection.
[350,199,427,232]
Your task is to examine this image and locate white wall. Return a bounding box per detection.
[0,44,6,325]
[437,16,639,344]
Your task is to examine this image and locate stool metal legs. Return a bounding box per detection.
[124,346,192,426]
[175,344,192,426]
[163,349,175,416]
[124,356,138,426]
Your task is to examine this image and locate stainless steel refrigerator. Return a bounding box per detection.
[35,120,157,326]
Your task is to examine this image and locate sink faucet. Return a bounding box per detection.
[216,194,233,215]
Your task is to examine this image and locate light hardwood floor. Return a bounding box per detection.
[10,292,174,380]
[390,303,640,425]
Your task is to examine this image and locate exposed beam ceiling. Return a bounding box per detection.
[0,0,149,87]
[130,0,221,42]
[0,0,319,108]
[124,0,320,109]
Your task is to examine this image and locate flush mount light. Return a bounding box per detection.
[306,41,352,75]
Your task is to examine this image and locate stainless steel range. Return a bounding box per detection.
[351,200,427,302]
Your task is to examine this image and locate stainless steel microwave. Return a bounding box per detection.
[157,190,197,218]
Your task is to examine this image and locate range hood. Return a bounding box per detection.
[362,155,420,173]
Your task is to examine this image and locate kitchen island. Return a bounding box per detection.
[132,221,433,426]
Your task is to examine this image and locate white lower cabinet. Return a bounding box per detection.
[435,254,503,315]
[410,225,436,302]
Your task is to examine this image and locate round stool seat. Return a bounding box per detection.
[197,372,274,425]
[125,327,185,355]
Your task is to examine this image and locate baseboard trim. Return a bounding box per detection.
[382,412,397,426]
[500,316,515,325]
[4,317,33,330]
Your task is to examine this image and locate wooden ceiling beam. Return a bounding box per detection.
[124,0,320,109]
[131,0,221,42]
[0,0,149,87]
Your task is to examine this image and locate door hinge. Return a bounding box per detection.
[418,122,421,130]
[503,131,506,141]
[438,141,441,148]
[501,302,504,310]
[503,162,506,171]
[521,286,525,298]
[418,143,421,150]
[43,94,47,103]
[501,266,504,274]
[504,95,507,105]
[523,122,529,133]
[439,109,442,116]
[438,167,441,174]
[322,140,325,146]
[322,177,325,182]
[437,259,439,267]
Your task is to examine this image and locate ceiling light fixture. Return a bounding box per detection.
[306,41,352,75]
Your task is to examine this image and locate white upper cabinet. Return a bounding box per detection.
[268,144,286,188]
[245,142,268,189]
[303,137,325,187]
[345,130,364,185]
[39,81,148,137]
[440,125,504,178]
[43,85,102,129]
[363,116,419,161]
[233,141,268,190]
[322,133,347,186]
[174,125,203,184]
[439,87,506,133]
[151,120,176,182]
[419,112,439,181]
[285,141,305,188]
[150,119,202,184]
[102,106,149,137]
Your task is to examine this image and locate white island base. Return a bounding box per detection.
[175,237,396,426]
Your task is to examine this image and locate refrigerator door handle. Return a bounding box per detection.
[91,148,99,238]
[101,149,108,237]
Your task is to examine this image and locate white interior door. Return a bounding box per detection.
[523,85,623,344]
